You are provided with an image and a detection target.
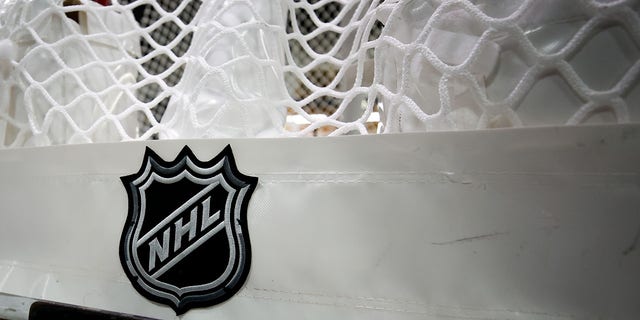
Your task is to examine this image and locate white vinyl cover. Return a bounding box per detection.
[1,124,640,320]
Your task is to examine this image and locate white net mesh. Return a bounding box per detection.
[0,0,638,147]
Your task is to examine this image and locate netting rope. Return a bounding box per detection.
[0,0,638,147]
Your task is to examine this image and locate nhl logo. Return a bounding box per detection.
[119,145,257,314]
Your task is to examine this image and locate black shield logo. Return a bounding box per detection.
[119,145,257,314]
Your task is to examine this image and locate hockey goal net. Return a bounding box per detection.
[0,0,638,147]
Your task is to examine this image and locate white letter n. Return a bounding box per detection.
[148,228,171,271]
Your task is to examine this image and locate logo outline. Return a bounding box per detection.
[119,145,257,314]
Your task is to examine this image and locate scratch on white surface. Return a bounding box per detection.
[431,232,508,246]
[443,172,473,184]
[622,225,640,256]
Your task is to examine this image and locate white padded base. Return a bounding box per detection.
[0,124,639,319]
